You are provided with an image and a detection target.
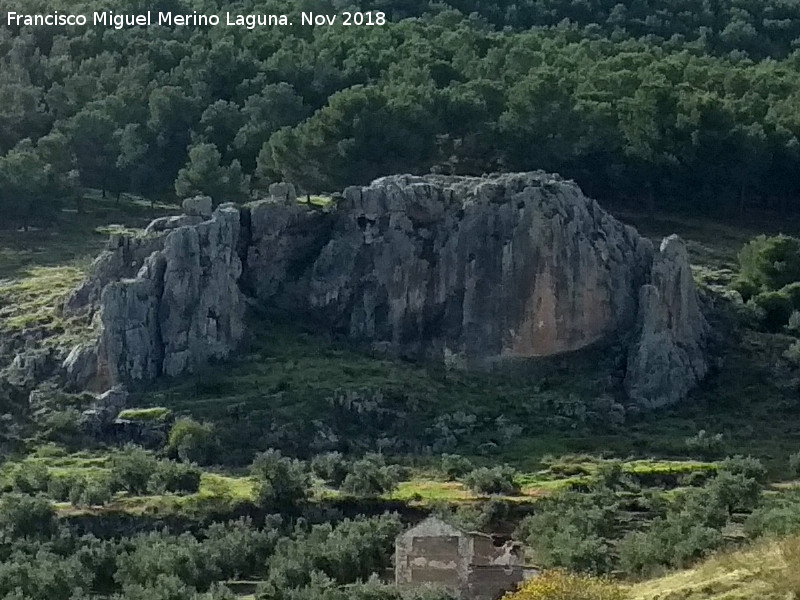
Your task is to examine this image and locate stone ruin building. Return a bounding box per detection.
[395,517,538,600]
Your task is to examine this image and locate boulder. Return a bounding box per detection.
[182,195,213,218]
[144,214,203,235]
[63,343,99,389]
[80,385,129,435]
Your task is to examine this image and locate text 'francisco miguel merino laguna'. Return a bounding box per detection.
[6,11,387,28]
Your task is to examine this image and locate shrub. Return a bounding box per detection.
[516,488,619,574]
[42,408,84,446]
[720,455,767,484]
[258,515,402,595]
[11,460,50,494]
[60,474,112,507]
[167,418,218,465]
[115,532,212,590]
[250,449,309,510]
[201,517,282,581]
[730,276,759,302]
[0,547,93,600]
[784,341,800,367]
[752,289,794,331]
[464,465,519,495]
[68,477,87,505]
[685,430,725,458]
[790,451,800,477]
[311,452,349,487]
[440,454,473,481]
[341,454,399,497]
[110,445,159,494]
[47,473,80,501]
[618,515,723,576]
[782,281,800,307]
[503,570,625,600]
[706,455,767,514]
[148,460,202,494]
[0,493,57,538]
[745,492,800,538]
[738,234,800,291]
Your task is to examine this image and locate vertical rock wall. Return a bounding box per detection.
[58,173,708,409]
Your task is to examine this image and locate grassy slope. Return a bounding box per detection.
[629,535,797,600]
[0,192,177,351]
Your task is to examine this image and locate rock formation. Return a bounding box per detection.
[64,199,245,389]
[56,172,708,408]
[278,173,654,363]
[624,235,709,408]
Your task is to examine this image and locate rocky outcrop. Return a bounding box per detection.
[64,203,245,389]
[283,173,655,363]
[64,232,168,315]
[624,235,709,408]
[56,172,708,408]
[243,199,331,300]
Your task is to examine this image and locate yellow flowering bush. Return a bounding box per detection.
[503,570,626,600]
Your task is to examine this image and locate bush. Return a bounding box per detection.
[503,570,625,600]
[434,498,512,532]
[0,493,57,538]
[47,473,80,501]
[706,456,767,514]
[730,276,759,302]
[341,454,399,497]
[782,281,800,307]
[42,408,84,446]
[788,310,800,333]
[258,515,402,595]
[745,492,800,538]
[167,418,218,465]
[752,289,794,331]
[738,234,800,291]
[11,460,50,494]
[440,454,473,481]
[784,341,800,367]
[618,515,723,576]
[250,449,309,510]
[790,450,800,477]
[685,430,725,458]
[201,517,282,581]
[464,465,519,495]
[311,452,349,487]
[75,478,112,507]
[516,488,619,574]
[148,460,202,494]
[110,446,160,494]
[720,455,767,484]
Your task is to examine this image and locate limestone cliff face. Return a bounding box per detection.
[65,201,245,388]
[285,173,654,363]
[59,174,708,408]
[624,235,709,408]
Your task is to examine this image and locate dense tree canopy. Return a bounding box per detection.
[1,0,800,222]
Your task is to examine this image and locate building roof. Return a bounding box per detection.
[396,516,465,540]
